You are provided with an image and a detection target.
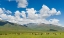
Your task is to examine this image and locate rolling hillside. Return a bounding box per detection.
[26,23,64,31]
[0,20,31,32]
[0,20,64,32]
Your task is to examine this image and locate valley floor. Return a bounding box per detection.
[0,32,64,38]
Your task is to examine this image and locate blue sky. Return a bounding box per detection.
[0,0,64,26]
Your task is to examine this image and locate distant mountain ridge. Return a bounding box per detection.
[26,23,64,31]
[0,20,64,32]
[0,20,15,26]
[0,20,31,31]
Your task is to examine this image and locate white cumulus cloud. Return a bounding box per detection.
[21,11,26,19]
[0,18,2,20]
[0,8,4,14]
[26,8,38,19]
[40,5,61,18]
[49,18,61,26]
[56,11,61,15]
[16,0,28,8]
[0,4,62,26]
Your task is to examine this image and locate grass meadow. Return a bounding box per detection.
[0,31,64,38]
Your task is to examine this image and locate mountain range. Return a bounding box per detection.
[0,20,64,32]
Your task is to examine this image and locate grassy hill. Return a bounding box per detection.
[0,20,64,33]
[0,20,32,33]
[26,23,64,31]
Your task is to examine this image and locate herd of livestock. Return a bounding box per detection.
[0,32,62,35]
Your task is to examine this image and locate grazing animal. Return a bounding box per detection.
[55,33,57,35]
[53,33,57,35]
[60,33,61,35]
[17,33,20,35]
[41,33,43,35]
[0,34,2,35]
[35,33,39,35]
[45,33,49,35]
[5,34,7,35]
[31,33,33,35]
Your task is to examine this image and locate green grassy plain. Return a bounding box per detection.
[0,31,64,38]
[0,20,64,38]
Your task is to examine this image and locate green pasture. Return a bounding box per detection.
[0,31,64,38]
